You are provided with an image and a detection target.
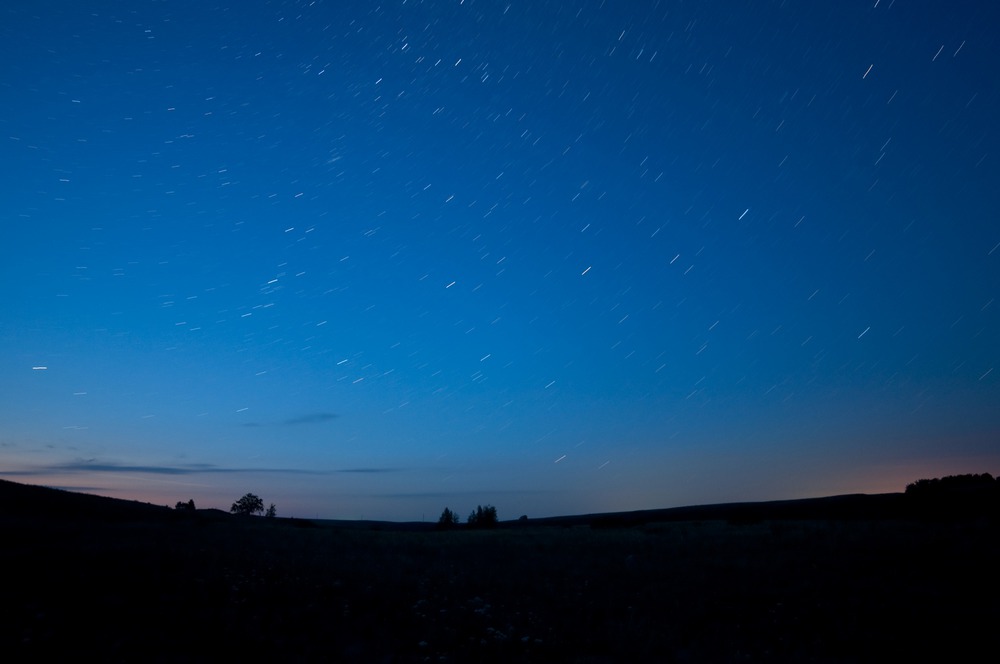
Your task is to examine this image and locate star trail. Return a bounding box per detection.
[2,1,997,519]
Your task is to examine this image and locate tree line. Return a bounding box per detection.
[437,504,499,529]
[905,472,997,496]
[904,472,1000,517]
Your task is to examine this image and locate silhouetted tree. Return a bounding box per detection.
[437,507,460,529]
[175,499,195,511]
[265,503,277,518]
[231,493,264,516]
[906,473,996,496]
[904,473,1000,518]
[467,504,498,529]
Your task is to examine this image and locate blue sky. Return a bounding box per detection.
[2,0,998,520]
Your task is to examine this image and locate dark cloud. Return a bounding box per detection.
[54,462,195,475]
[3,460,401,479]
[378,489,554,499]
[283,412,339,425]
[337,468,400,474]
[8,460,333,476]
[239,412,339,427]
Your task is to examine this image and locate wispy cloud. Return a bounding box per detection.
[379,489,554,499]
[283,412,339,425]
[337,468,401,474]
[2,459,401,477]
[55,462,199,475]
[241,412,339,427]
[8,460,317,476]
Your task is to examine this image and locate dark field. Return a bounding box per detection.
[3,480,998,662]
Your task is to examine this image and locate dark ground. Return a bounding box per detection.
[2,479,998,662]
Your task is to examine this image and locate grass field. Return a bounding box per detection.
[3,479,997,662]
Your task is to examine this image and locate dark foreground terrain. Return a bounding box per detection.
[3,479,998,662]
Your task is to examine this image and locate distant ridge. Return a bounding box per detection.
[519,493,910,529]
[3,476,995,529]
[0,478,905,528]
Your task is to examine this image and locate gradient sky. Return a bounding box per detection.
[2,1,998,520]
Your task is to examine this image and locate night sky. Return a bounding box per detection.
[3,1,998,521]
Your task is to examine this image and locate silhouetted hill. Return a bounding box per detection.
[3,477,995,530]
[513,492,912,529]
[3,476,998,661]
[0,478,912,529]
[0,478,172,521]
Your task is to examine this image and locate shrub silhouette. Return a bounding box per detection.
[175,499,196,511]
[265,503,277,518]
[905,473,996,496]
[231,493,265,516]
[905,473,1000,517]
[467,504,498,529]
[437,507,460,529]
